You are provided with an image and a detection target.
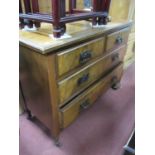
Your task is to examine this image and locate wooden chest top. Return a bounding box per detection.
[19,21,132,54]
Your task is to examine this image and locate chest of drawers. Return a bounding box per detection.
[19,21,131,145]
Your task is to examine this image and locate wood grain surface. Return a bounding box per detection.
[105,27,130,51]
[58,45,126,106]
[19,21,132,54]
[60,63,124,128]
[56,37,105,77]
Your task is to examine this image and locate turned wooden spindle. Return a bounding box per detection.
[98,0,106,25]
[103,0,111,25]
[60,0,66,35]
[23,0,33,28]
[96,0,111,25]
[69,0,74,14]
[104,0,111,12]
[92,0,98,25]
[72,0,76,11]
[31,0,41,28]
[19,0,24,29]
[52,0,62,38]
[19,0,112,38]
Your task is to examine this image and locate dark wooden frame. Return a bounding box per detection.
[19,0,111,37]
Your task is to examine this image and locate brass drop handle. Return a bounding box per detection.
[111,53,119,62]
[79,50,92,64]
[77,73,89,85]
[115,36,123,44]
[80,99,90,110]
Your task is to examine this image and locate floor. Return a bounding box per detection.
[19,63,135,155]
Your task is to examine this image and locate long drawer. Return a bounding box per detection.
[56,37,105,77]
[106,27,130,51]
[60,63,124,128]
[58,45,126,106]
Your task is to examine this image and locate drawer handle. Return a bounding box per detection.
[115,36,123,44]
[80,99,90,110]
[79,50,92,64]
[77,73,89,85]
[111,53,119,62]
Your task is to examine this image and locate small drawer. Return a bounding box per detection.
[56,37,105,77]
[60,63,124,128]
[58,45,126,106]
[106,28,130,51]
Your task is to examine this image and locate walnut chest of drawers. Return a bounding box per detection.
[19,21,132,144]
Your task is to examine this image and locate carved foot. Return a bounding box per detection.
[111,82,121,90]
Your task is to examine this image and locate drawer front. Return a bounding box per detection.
[106,28,130,51]
[60,63,124,128]
[58,45,126,106]
[57,37,105,77]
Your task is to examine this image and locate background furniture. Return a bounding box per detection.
[19,0,111,38]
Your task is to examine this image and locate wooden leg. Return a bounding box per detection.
[27,109,35,120]
[99,17,108,25]
[92,0,99,26]
[23,0,33,28]
[103,0,111,25]
[60,23,66,35]
[19,20,25,29]
[52,0,62,38]
[53,26,62,38]
[104,0,111,13]
[92,17,98,26]
[34,22,41,28]
[54,137,62,147]
[97,0,111,25]
[32,0,41,28]
[24,19,33,28]
[111,82,121,90]
[98,17,104,25]
[19,0,25,29]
